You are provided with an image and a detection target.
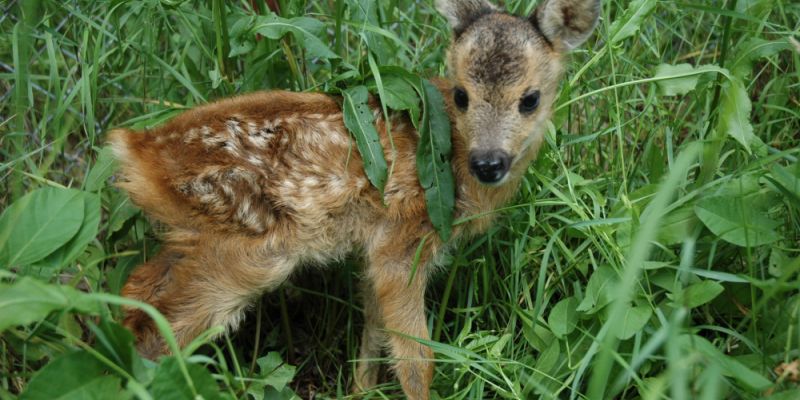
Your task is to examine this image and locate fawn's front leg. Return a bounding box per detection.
[362,243,433,400]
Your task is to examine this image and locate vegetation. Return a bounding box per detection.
[1,0,799,399]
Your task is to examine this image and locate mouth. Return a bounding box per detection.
[469,149,512,185]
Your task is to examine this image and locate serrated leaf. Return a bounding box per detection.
[256,352,297,392]
[695,195,781,247]
[253,14,338,61]
[548,297,579,338]
[342,85,388,194]
[417,79,455,241]
[0,187,84,267]
[612,304,652,340]
[84,146,117,192]
[654,64,720,96]
[609,0,656,44]
[0,277,102,332]
[682,280,724,308]
[150,357,227,400]
[228,15,256,57]
[20,351,124,400]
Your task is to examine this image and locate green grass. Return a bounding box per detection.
[1,0,800,399]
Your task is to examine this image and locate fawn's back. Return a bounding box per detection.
[110,91,427,259]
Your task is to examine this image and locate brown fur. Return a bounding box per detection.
[111,1,600,398]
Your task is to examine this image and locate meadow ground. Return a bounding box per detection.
[1,0,799,399]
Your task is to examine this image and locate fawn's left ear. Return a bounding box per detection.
[436,0,499,37]
[531,0,601,50]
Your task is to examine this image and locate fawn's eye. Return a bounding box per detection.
[453,87,469,110]
[519,91,540,114]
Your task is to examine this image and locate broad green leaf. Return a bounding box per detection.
[106,191,140,238]
[767,163,800,209]
[256,352,297,392]
[577,265,619,313]
[519,309,555,352]
[20,351,124,400]
[612,304,652,340]
[371,73,420,125]
[654,64,720,96]
[417,79,455,241]
[0,187,84,267]
[695,195,781,247]
[89,320,145,379]
[609,0,656,44]
[0,277,101,332]
[657,205,697,245]
[650,269,678,293]
[150,357,227,400]
[716,78,761,154]
[342,85,388,194]
[548,296,579,338]
[253,14,338,61]
[84,146,117,192]
[731,37,792,79]
[378,66,426,126]
[40,192,102,269]
[680,334,772,391]
[228,15,256,57]
[681,280,724,308]
[527,340,562,395]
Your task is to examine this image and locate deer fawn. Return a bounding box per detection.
[110,0,600,398]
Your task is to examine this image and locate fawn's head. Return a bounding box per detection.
[437,0,600,184]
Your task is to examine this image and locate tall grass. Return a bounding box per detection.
[1,0,799,399]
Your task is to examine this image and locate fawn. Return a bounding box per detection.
[110,0,600,398]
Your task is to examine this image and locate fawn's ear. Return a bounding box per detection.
[531,0,601,50]
[435,0,499,37]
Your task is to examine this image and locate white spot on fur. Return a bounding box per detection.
[246,155,264,166]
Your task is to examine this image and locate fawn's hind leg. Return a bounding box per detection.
[122,248,182,358]
[122,235,295,358]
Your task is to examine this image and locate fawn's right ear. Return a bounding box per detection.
[531,0,601,50]
[435,0,499,37]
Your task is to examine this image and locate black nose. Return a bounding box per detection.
[469,150,511,184]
